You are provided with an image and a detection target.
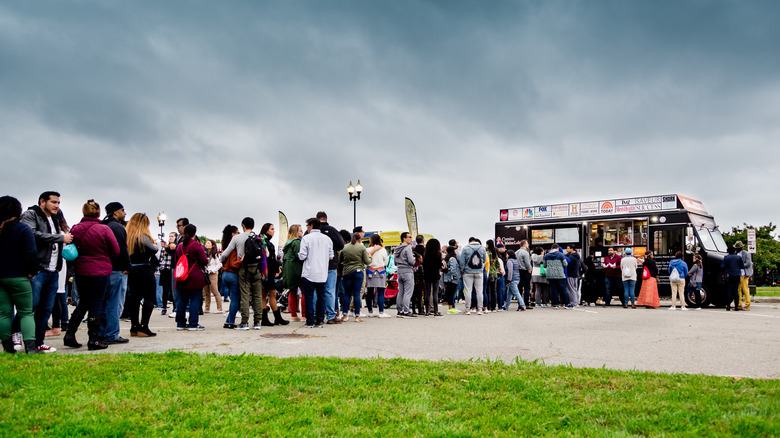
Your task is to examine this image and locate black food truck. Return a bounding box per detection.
[496,195,738,307]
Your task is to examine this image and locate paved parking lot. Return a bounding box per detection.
[52,300,780,379]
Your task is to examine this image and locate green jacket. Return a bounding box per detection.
[282,238,303,289]
[339,242,371,277]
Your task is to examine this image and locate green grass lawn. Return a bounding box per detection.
[756,286,780,297]
[1,353,778,437]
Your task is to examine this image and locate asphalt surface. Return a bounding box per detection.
[49,299,780,379]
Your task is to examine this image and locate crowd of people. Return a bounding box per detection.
[0,191,756,354]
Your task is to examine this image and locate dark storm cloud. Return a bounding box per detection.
[1,1,779,241]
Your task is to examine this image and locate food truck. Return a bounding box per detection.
[495,195,733,307]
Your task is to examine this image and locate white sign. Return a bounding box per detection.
[747,228,757,254]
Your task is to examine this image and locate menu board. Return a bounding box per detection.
[531,229,554,244]
[555,228,580,243]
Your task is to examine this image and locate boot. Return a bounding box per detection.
[138,325,157,337]
[261,309,274,326]
[24,340,42,354]
[63,334,82,348]
[87,316,108,351]
[273,309,289,326]
[2,339,15,354]
[64,322,83,348]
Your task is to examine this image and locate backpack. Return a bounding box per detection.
[243,232,264,265]
[467,248,482,269]
[669,265,681,282]
[622,261,635,278]
[579,261,589,276]
[174,242,196,281]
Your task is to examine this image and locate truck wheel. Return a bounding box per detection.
[685,286,710,308]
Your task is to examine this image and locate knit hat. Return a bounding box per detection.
[624,248,632,255]
[105,202,124,217]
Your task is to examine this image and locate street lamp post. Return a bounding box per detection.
[347,180,363,229]
[156,212,167,243]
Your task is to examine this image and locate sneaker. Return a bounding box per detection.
[37,344,57,353]
[477,311,483,315]
[315,323,325,328]
[693,307,702,311]
[447,308,458,314]
[407,312,417,318]
[348,311,355,318]
[168,312,176,318]
[235,323,250,331]
[553,306,559,310]
[188,325,206,331]
[223,323,237,329]
[367,312,376,317]
[454,308,462,313]
[176,326,186,331]
[12,332,22,351]
[160,309,167,315]
[341,315,349,322]
[212,310,223,314]
[397,313,407,318]
[484,309,490,314]
[589,303,596,307]
[253,324,262,330]
[465,310,472,315]
[669,306,676,310]
[680,307,688,311]
[305,324,315,328]
[355,316,364,322]
[378,313,391,318]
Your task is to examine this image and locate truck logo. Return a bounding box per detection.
[600,201,614,214]
[500,210,509,221]
[523,208,533,218]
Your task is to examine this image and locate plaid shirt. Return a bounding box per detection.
[158,247,172,271]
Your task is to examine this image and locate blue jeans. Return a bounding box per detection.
[301,277,326,326]
[497,275,506,309]
[176,288,201,328]
[341,271,363,317]
[222,272,241,324]
[155,275,163,307]
[604,277,618,305]
[336,277,346,313]
[549,278,569,307]
[504,279,525,309]
[31,270,59,346]
[623,279,637,304]
[100,271,127,341]
[324,269,337,320]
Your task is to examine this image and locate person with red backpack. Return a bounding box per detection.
[174,224,208,331]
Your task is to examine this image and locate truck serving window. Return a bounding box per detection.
[590,221,647,248]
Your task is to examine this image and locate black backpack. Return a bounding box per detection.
[467,248,482,269]
[243,232,264,265]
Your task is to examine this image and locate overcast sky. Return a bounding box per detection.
[2,1,779,246]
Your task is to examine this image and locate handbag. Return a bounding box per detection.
[642,266,650,280]
[532,266,541,277]
[62,244,78,261]
[539,263,546,277]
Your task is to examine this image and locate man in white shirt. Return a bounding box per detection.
[298,218,334,328]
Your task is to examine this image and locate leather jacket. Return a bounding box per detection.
[20,205,63,272]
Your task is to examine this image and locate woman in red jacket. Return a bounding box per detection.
[63,200,119,350]
[175,224,208,331]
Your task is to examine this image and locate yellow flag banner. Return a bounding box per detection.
[404,197,418,238]
[278,211,289,255]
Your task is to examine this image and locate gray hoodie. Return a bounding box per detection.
[393,243,416,274]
